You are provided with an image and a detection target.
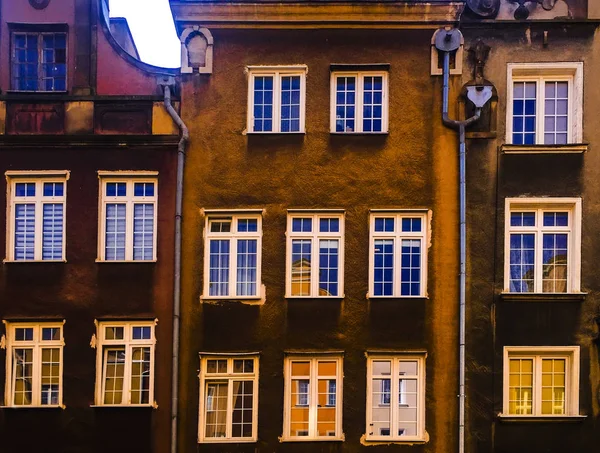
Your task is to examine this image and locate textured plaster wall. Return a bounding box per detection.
[0,145,177,453]
[178,28,462,452]
[462,24,600,453]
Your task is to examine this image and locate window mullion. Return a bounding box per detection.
[34,193,43,260]
[535,226,543,293]
[311,235,318,297]
[537,78,545,144]
[32,343,41,406]
[309,360,317,437]
[357,75,363,132]
[534,357,541,416]
[394,235,400,297]
[124,344,132,404]
[230,237,237,297]
[226,377,234,439]
[126,196,134,261]
[274,75,281,133]
[390,360,399,436]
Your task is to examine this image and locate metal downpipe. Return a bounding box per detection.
[163,83,189,453]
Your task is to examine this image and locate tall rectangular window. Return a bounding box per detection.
[98,174,158,261]
[330,70,388,133]
[366,354,425,441]
[6,172,68,262]
[283,355,343,441]
[247,66,307,133]
[507,63,583,145]
[11,31,67,92]
[95,321,156,406]
[198,355,259,443]
[286,212,344,298]
[369,212,428,298]
[503,347,580,417]
[3,322,64,407]
[203,212,262,299]
[505,198,581,294]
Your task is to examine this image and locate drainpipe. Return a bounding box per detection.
[158,76,189,453]
[434,28,492,453]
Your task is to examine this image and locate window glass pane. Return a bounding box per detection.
[373,360,391,375]
[374,217,394,232]
[13,348,33,405]
[232,380,254,438]
[233,359,254,374]
[541,358,566,415]
[290,379,310,435]
[106,182,126,197]
[291,239,311,296]
[105,327,124,340]
[335,76,356,132]
[401,217,422,232]
[542,233,568,293]
[236,239,257,296]
[209,240,230,296]
[43,182,63,197]
[317,379,337,436]
[15,328,34,341]
[42,203,63,260]
[319,239,339,296]
[512,81,537,145]
[238,218,258,232]
[205,382,228,438]
[319,217,339,233]
[280,75,301,133]
[509,233,535,293]
[400,239,421,296]
[41,327,60,341]
[371,377,391,436]
[363,76,383,132]
[134,182,154,197]
[210,220,231,233]
[253,76,273,132]
[398,378,418,436]
[374,239,394,296]
[511,212,536,227]
[132,326,151,340]
[103,349,125,404]
[15,204,35,260]
[543,212,568,227]
[544,81,569,145]
[105,204,126,260]
[133,204,154,260]
[130,347,151,404]
[508,358,533,415]
[41,348,60,405]
[207,359,227,374]
[292,218,312,233]
[15,182,35,197]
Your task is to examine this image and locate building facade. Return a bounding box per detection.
[0,1,179,452]
[462,1,600,452]
[170,1,467,451]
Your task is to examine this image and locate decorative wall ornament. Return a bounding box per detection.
[180,26,213,75]
[466,0,501,18]
[507,0,558,20]
[29,0,51,9]
[468,38,491,84]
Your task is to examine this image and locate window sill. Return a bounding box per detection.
[3,259,66,264]
[280,436,345,442]
[95,259,157,263]
[286,295,345,300]
[367,295,428,300]
[501,144,588,154]
[245,131,305,136]
[5,90,68,94]
[1,405,64,410]
[364,437,426,444]
[500,292,587,302]
[330,132,389,136]
[497,414,587,423]
[198,438,257,444]
[90,404,156,409]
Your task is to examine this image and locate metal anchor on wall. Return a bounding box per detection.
[508,0,558,20]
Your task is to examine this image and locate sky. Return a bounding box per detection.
[109,0,180,68]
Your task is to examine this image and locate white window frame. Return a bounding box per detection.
[198,354,259,443]
[5,170,69,262]
[246,65,307,134]
[282,354,344,441]
[286,211,345,298]
[365,353,426,442]
[202,210,263,300]
[2,321,65,408]
[330,70,389,133]
[504,198,582,294]
[502,346,580,417]
[506,62,583,145]
[93,320,156,407]
[368,211,429,298]
[97,171,158,262]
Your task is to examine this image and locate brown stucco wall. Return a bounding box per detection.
[462,23,600,453]
[0,142,177,453]
[178,28,462,452]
